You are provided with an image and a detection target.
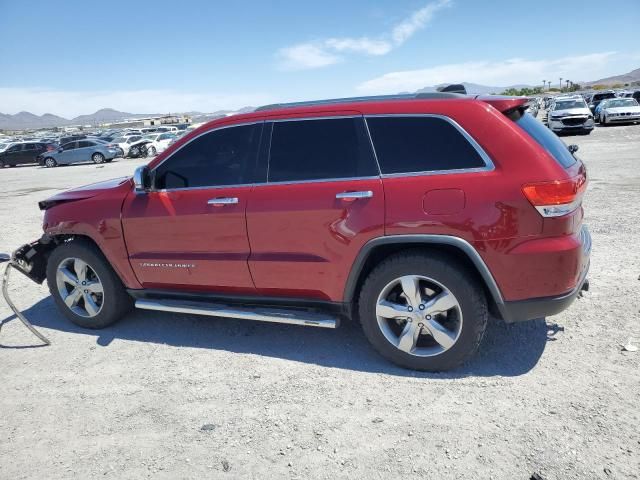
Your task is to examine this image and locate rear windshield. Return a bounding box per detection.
[513,112,576,168]
[593,92,615,101]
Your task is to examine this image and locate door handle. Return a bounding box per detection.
[335,190,373,200]
[207,197,239,206]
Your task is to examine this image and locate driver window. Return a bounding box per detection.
[62,142,77,151]
[154,123,262,190]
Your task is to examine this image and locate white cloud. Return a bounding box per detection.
[0,87,274,118]
[357,52,619,94]
[278,44,341,70]
[392,0,451,44]
[277,0,451,70]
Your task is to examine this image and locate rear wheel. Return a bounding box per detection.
[44,157,57,168]
[92,152,105,164]
[46,239,133,329]
[358,252,488,371]
[0,160,4,168]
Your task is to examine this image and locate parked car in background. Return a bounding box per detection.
[0,142,57,168]
[112,136,142,157]
[58,134,87,145]
[38,140,119,167]
[546,95,594,135]
[587,91,616,114]
[620,90,640,103]
[127,139,153,158]
[0,142,13,152]
[597,98,640,125]
[142,132,176,155]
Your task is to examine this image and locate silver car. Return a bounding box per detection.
[598,98,640,125]
[546,95,594,135]
[40,139,119,167]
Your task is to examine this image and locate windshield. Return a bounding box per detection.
[113,137,126,143]
[514,113,576,168]
[554,100,586,110]
[603,99,638,108]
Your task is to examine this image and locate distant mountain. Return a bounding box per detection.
[586,68,640,86]
[0,108,153,130]
[0,106,257,130]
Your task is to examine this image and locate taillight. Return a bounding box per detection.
[522,173,587,217]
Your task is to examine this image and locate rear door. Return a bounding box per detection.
[245,114,384,302]
[75,140,95,163]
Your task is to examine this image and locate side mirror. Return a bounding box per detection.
[133,165,151,193]
[568,144,579,154]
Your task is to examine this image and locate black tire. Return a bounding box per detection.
[92,152,105,164]
[44,157,57,168]
[149,146,157,156]
[357,251,488,371]
[0,159,4,168]
[46,239,133,329]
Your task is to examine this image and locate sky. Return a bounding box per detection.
[0,0,639,117]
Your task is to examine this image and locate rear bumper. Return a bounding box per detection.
[497,226,591,322]
[498,261,589,322]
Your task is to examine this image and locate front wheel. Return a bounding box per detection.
[358,252,488,371]
[149,146,157,156]
[46,239,133,329]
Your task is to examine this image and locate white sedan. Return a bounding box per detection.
[142,132,177,156]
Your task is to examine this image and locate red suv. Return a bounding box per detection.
[9,93,591,371]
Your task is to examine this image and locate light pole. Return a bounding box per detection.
[559,77,563,91]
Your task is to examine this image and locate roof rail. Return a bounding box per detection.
[255,92,466,112]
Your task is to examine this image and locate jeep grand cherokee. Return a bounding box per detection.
[8,93,591,371]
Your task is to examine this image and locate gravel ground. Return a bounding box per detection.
[0,122,639,479]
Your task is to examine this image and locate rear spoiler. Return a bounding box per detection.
[475,95,530,114]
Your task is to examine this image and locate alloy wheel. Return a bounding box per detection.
[375,275,463,357]
[55,257,104,318]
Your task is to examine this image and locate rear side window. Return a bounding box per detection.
[366,116,486,174]
[154,123,262,189]
[268,117,377,182]
[514,113,576,168]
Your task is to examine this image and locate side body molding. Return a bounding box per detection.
[343,234,505,307]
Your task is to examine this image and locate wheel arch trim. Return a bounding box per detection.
[344,235,505,306]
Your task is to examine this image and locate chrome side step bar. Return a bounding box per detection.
[135,299,338,329]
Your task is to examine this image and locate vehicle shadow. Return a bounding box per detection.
[0,296,553,378]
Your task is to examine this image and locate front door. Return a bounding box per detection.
[122,122,264,293]
[246,115,385,302]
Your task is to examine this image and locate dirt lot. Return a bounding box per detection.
[1,123,639,480]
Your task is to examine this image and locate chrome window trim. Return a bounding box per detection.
[364,114,495,178]
[149,120,264,192]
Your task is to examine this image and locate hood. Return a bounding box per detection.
[39,177,131,210]
[604,106,640,114]
[550,107,591,117]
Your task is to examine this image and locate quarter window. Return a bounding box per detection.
[154,123,262,189]
[366,116,486,174]
[268,117,378,182]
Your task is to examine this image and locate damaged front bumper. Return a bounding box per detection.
[8,234,56,284]
[0,235,56,345]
